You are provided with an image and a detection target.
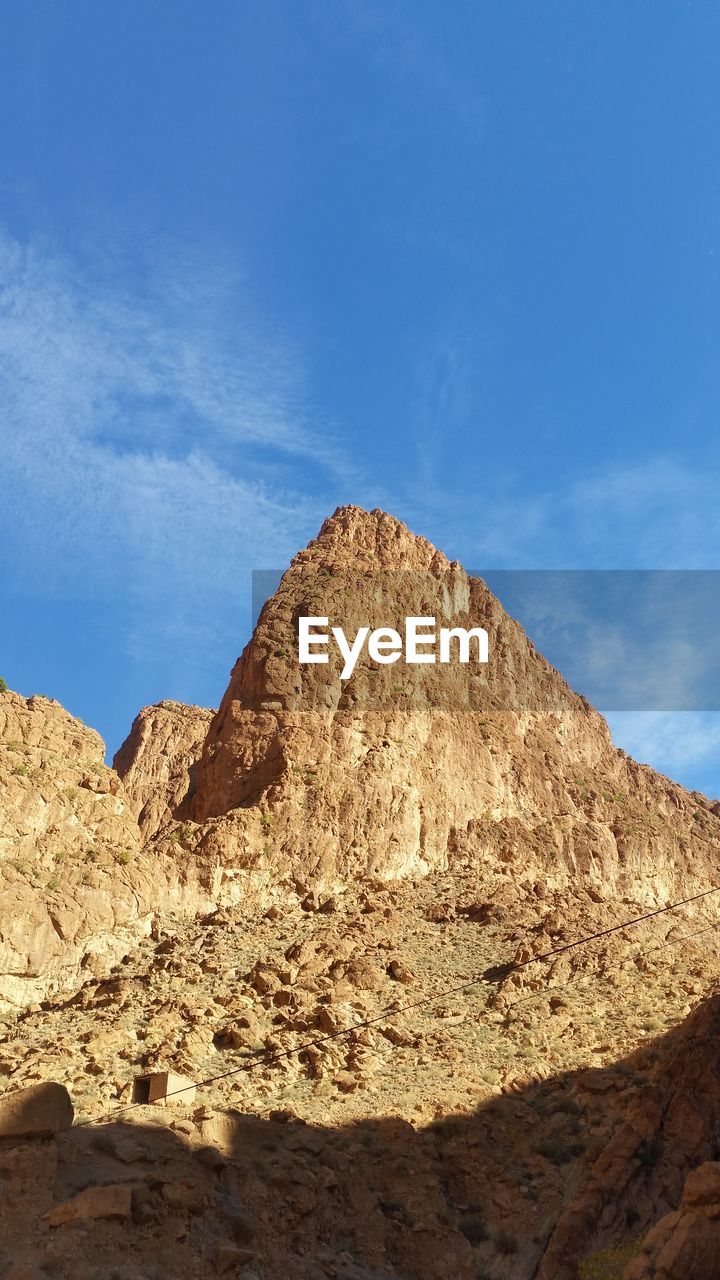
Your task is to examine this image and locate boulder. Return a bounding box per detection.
[682,1161,720,1208]
[215,1242,256,1274]
[0,1082,73,1138]
[47,1184,132,1227]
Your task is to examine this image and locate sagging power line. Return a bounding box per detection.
[74,880,720,1127]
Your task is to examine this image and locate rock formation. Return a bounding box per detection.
[113,700,213,840]
[161,505,720,917]
[0,694,216,1011]
[624,1160,720,1279]
[2,505,720,1280]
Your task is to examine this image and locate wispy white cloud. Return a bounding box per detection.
[481,570,720,711]
[5,229,720,792]
[412,456,720,570]
[567,459,720,568]
[0,229,348,660]
[607,711,720,795]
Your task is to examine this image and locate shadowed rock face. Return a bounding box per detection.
[2,993,720,1279]
[537,993,720,1279]
[624,1159,720,1280]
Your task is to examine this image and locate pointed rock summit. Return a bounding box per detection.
[294,504,452,571]
[5,507,720,1010]
[118,505,720,911]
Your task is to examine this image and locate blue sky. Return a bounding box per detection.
[2,1,720,791]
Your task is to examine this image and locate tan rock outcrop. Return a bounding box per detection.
[0,693,218,1011]
[113,700,213,840]
[46,1184,133,1227]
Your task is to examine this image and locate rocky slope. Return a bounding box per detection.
[1,888,719,1279]
[3,504,720,1279]
[0,694,217,1012]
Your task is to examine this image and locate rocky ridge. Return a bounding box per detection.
[0,694,217,1012]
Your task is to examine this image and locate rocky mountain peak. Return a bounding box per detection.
[291,504,453,572]
[3,510,720,1279]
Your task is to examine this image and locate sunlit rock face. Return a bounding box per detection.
[183,505,719,907]
[113,700,213,840]
[0,693,215,1011]
[4,505,719,1011]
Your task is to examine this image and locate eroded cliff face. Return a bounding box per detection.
[113,700,213,841]
[0,694,217,1011]
[145,505,720,916]
[624,1156,720,1280]
[538,993,720,1280]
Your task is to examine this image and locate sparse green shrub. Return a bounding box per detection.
[640,1016,663,1033]
[0,676,7,693]
[578,1238,643,1279]
[478,1067,501,1085]
[116,850,131,865]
